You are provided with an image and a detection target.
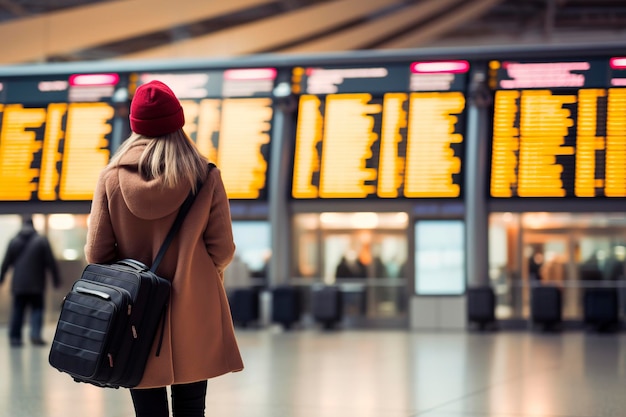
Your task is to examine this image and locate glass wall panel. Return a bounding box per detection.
[292,212,409,323]
[229,221,271,289]
[489,212,626,321]
[48,214,88,261]
[414,220,465,296]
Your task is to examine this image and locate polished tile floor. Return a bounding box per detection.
[2,325,626,417]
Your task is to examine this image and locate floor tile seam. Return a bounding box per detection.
[205,400,417,414]
[470,362,564,389]
[408,366,602,417]
[205,395,416,413]
[408,411,603,417]
[205,376,278,394]
[403,365,564,417]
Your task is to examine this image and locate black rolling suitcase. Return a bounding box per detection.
[531,285,562,329]
[467,286,496,330]
[271,286,301,329]
[49,177,203,388]
[230,287,259,327]
[584,287,619,331]
[49,260,171,388]
[312,286,342,329]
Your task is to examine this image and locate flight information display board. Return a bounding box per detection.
[290,61,469,199]
[0,73,122,201]
[489,58,626,198]
[132,69,276,200]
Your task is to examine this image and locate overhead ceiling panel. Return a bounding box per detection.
[118,0,402,60]
[378,0,504,49]
[278,0,464,53]
[0,0,625,63]
[0,0,274,64]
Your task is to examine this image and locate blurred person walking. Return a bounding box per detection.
[0,215,60,347]
[84,80,243,417]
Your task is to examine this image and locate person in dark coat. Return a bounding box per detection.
[335,250,367,279]
[0,215,61,346]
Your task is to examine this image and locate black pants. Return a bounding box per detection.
[130,380,207,417]
[9,294,44,343]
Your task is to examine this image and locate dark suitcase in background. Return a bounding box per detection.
[467,286,496,330]
[531,285,562,329]
[311,286,342,329]
[49,259,171,388]
[229,287,259,327]
[271,286,301,329]
[584,287,619,331]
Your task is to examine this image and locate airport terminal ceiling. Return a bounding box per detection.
[0,0,626,64]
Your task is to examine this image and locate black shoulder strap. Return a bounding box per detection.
[150,164,214,273]
[11,232,37,262]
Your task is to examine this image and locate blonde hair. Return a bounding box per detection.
[108,130,208,193]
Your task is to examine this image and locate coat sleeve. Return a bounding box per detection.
[0,240,15,284]
[84,171,117,264]
[203,168,235,274]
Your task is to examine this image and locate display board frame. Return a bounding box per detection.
[130,68,278,201]
[288,61,469,201]
[3,43,626,213]
[0,72,128,204]
[487,56,626,200]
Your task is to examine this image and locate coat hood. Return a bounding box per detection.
[17,226,36,239]
[116,140,191,220]
[85,147,242,387]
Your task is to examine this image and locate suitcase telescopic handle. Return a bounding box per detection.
[117,259,150,271]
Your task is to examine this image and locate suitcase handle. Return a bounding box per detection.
[117,259,150,271]
[75,286,111,300]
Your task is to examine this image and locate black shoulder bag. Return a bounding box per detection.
[49,167,211,389]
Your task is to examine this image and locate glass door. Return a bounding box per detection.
[522,231,571,318]
[523,226,626,319]
[490,212,626,321]
[292,212,409,327]
[323,230,408,321]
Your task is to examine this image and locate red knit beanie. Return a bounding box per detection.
[130,80,185,137]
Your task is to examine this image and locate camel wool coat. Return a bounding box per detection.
[84,140,244,388]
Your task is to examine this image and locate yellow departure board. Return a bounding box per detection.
[180,98,272,199]
[292,92,465,199]
[490,58,626,198]
[491,88,626,197]
[0,102,112,201]
[133,70,276,200]
[61,104,113,200]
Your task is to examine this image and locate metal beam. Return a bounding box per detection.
[427,27,626,48]
[279,0,465,53]
[0,0,275,64]
[118,0,402,60]
[378,0,504,49]
[545,0,557,39]
[0,0,29,17]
